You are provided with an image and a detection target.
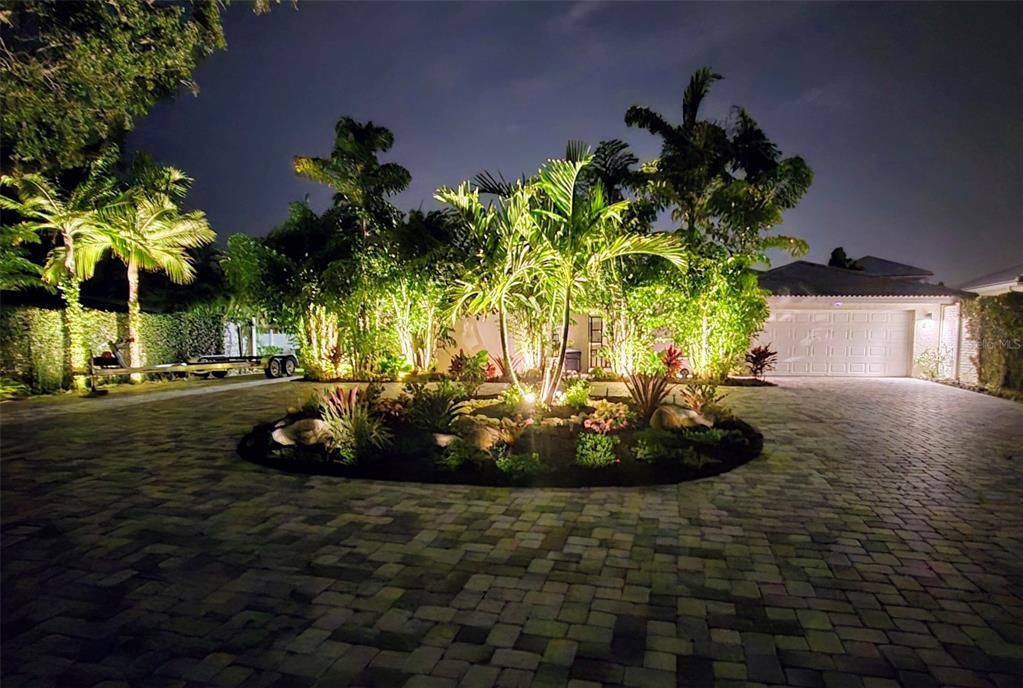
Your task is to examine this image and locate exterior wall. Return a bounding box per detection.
[909,306,937,378]
[958,312,980,386]
[436,312,595,374]
[939,304,960,379]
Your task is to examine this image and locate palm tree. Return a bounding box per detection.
[0,161,116,388]
[533,156,688,403]
[626,67,812,255]
[435,182,555,389]
[85,168,215,376]
[293,117,411,237]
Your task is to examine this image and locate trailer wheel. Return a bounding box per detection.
[211,371,228,379]
[196,372,211,379]
[265,357,282,378]
[283,357,296,376]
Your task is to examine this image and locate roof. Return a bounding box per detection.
[854,255,934,278]
[758,261,973,298]
[958,262,1023,290]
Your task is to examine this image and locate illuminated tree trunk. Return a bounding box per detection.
[58,231,89,391]
[497,306,520,388]
[300,304,344,380]
[60,278,88,391]
[543,282,572,405]
[126,260,143,383]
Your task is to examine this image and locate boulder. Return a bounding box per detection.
[272,418,329,446]
[433,433,459,448]
[650,404,712,431]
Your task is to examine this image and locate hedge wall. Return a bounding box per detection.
[0,303,226,392]
[963,292,1023,394]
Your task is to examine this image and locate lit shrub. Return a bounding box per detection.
[318,386,393,465]
[575,432,619,468]
[404,380,468,432]
[563,378,590,409]
[677,382,725,413]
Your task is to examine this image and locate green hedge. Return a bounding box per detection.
[963,292,1023,394]
[0,303,226,392]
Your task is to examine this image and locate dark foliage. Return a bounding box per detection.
[745,344,778,380]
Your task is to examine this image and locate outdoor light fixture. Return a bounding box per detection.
[833,301,843,308]
[523,391,536,405]
[926,312,934,320]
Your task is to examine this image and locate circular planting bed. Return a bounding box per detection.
[238,381,763,488]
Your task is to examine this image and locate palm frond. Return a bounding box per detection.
[683,67,722,129]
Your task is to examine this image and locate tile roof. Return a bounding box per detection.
[759,261,973,298]
[854,255,934,278]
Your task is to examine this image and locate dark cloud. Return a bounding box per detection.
[126,1,1023,285]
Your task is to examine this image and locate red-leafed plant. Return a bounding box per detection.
[661,345,686,379]
[745,345,778,380]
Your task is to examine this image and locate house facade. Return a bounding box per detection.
[441,255,983,382]
[754,259,972,379]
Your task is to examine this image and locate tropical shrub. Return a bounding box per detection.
[404,380,468,432]
[495,451,543,478]
[913,345,953,381]
[745,344,777,380]
[448,349,490,393]
[677,382,724,413]
[575,432,619,468]
[379,353,412,380]
[563,378,590,409]
[583,400,630,434]
[625,371,672,426]
[319,386,392,465]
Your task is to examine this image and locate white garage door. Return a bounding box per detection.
[758,309,913,377]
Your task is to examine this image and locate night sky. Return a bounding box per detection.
[126,1,1023,286]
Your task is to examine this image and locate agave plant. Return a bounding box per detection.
[625,371,672,426]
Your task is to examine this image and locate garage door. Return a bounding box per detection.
[758,309,913,376]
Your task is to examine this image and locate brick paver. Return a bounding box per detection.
[2,378,1022,687]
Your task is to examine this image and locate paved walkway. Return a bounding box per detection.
[2,378,1021,688]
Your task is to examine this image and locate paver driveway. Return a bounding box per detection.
[2,378,1022,688]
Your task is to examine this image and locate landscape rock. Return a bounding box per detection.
[272,418,329,446]
[650,404,712,431]
[433,433,459,448]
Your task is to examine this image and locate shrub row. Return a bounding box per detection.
[0,303,226,392]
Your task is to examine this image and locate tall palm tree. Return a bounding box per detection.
[293,117,411,237]
[85,170,215,376]
[435,182,554,389]
[626,67,812,255]
[533,157,688,403]
[0,161,116,388]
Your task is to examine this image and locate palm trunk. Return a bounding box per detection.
[61,278,88,391]
[59,231,88,391]
[126,260,142,382]
[543,282,572,404]
[497,306,520,388]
